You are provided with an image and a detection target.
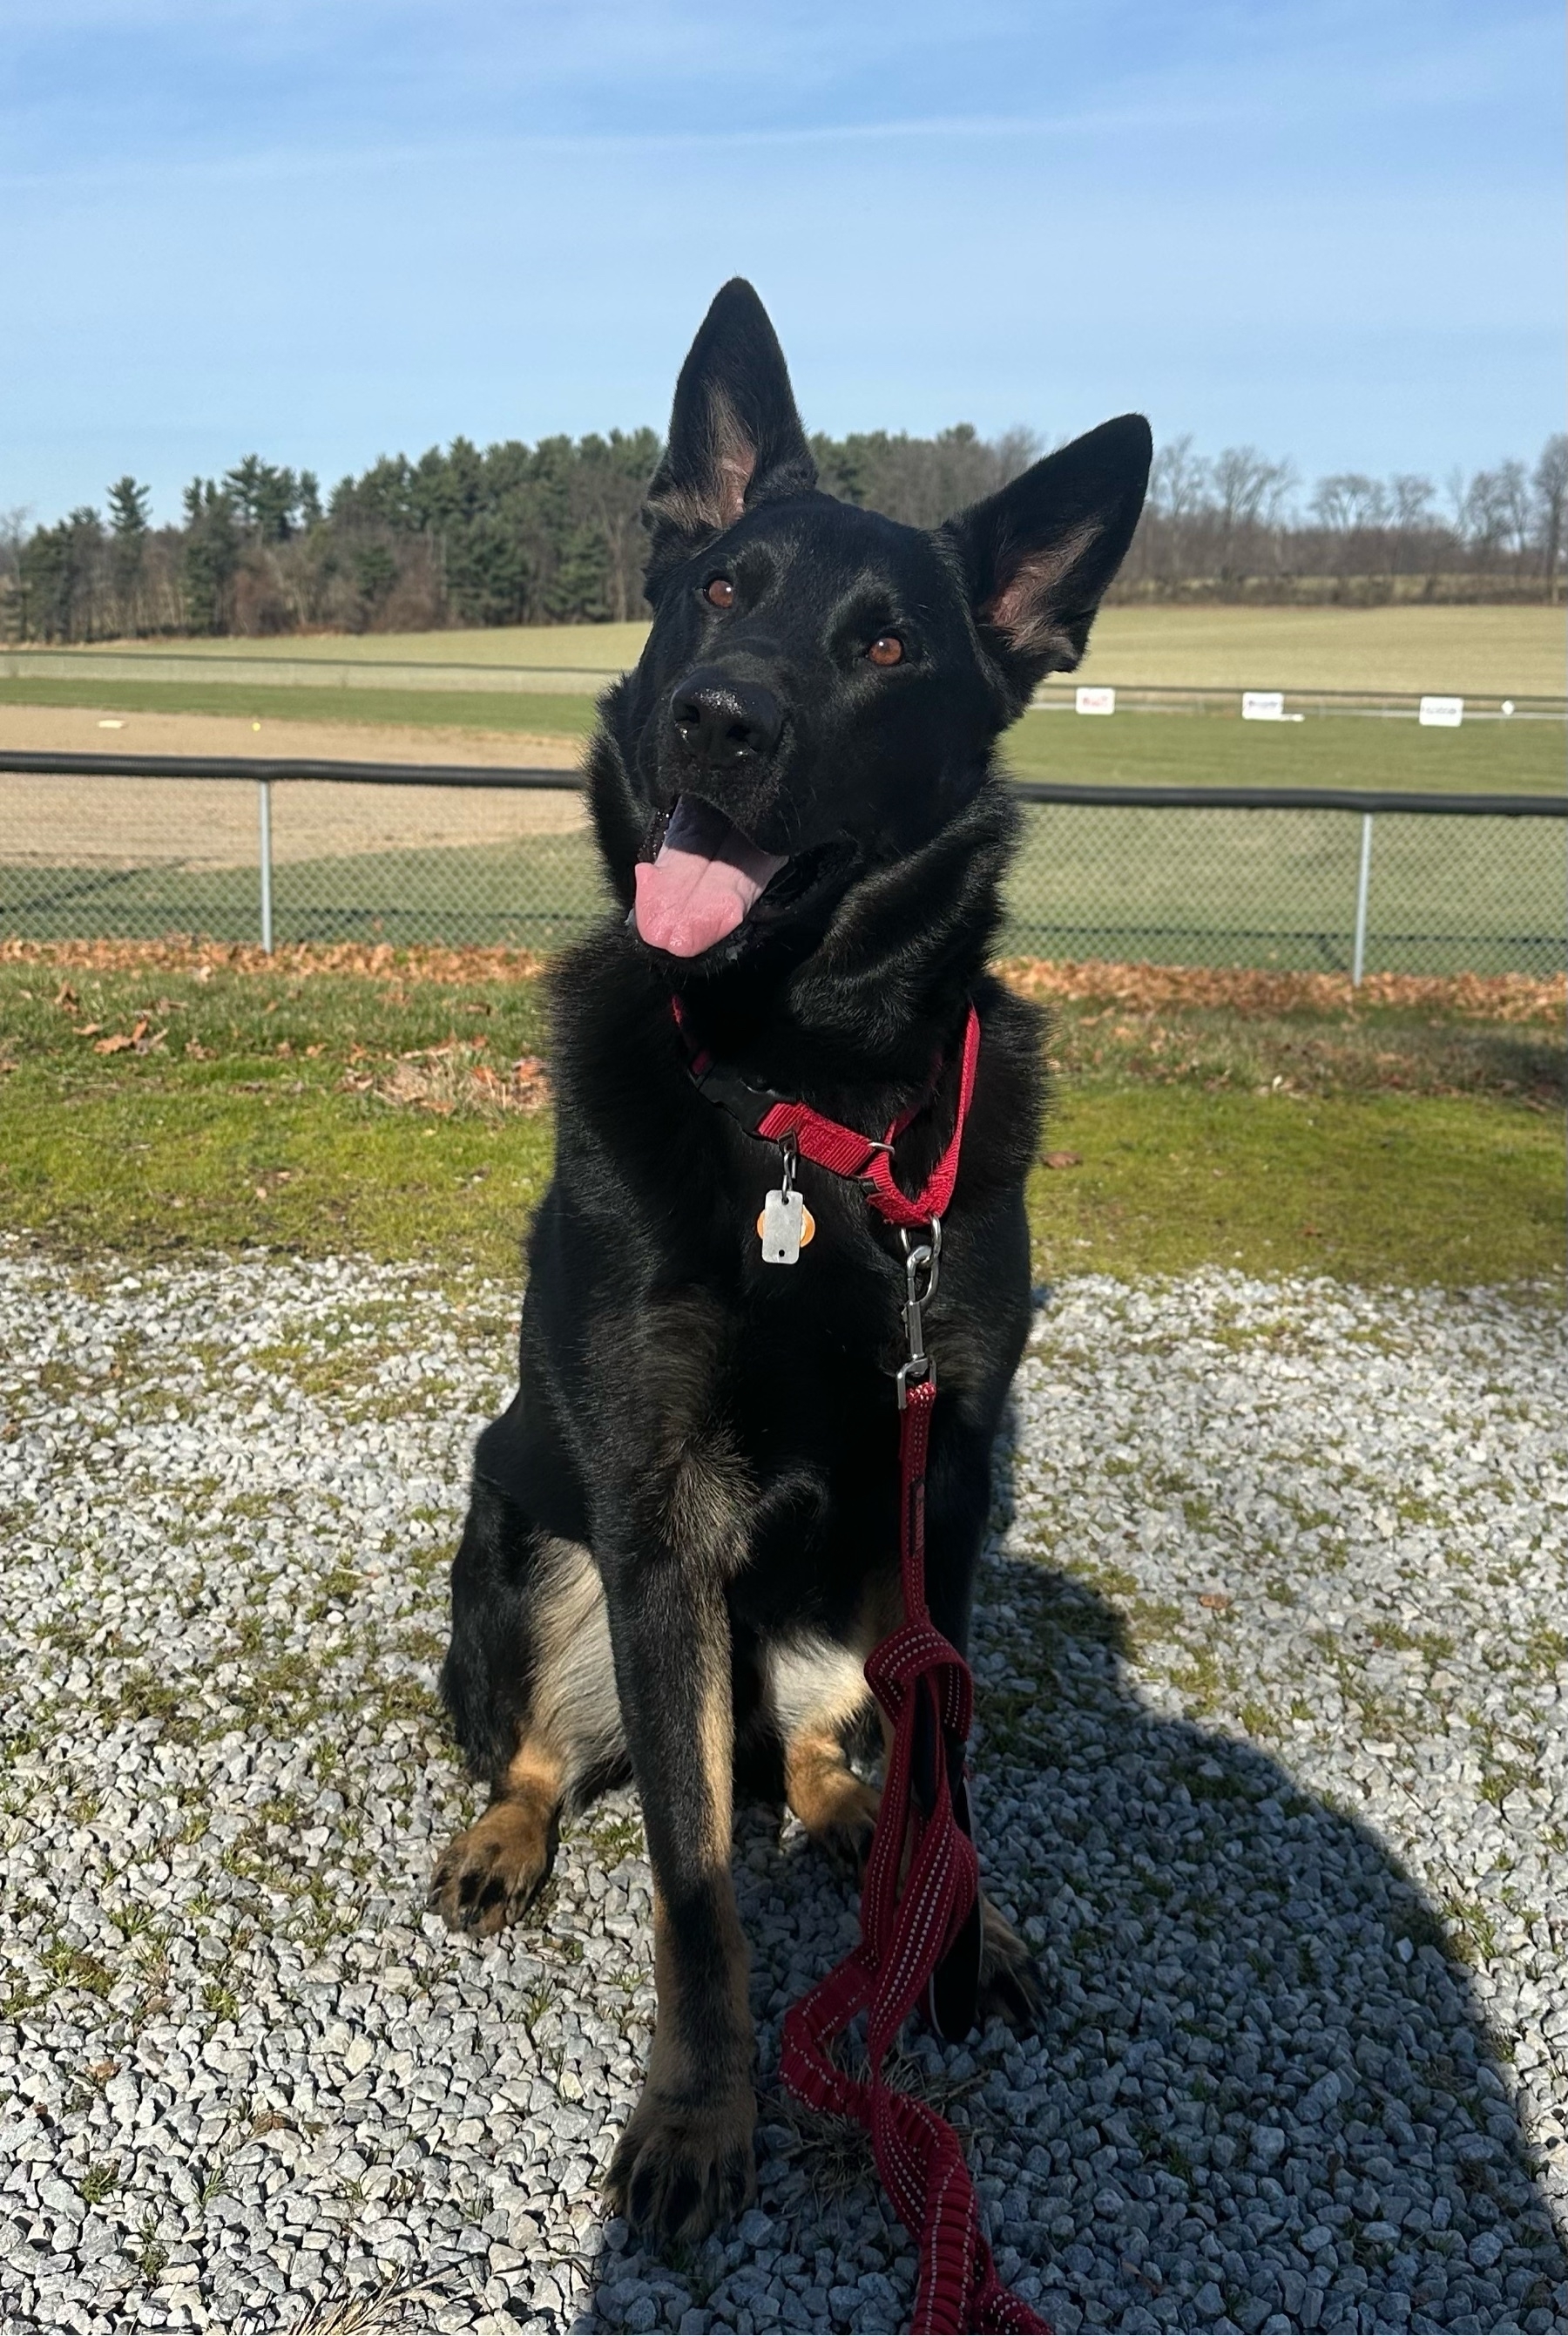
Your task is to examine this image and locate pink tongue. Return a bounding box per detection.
[633,797,787,958]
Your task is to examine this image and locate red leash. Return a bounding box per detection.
[675,999,1047,2336]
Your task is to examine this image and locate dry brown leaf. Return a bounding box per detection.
[1199,1592,1231,1611]
[54,981,78,1011]
[93,1032,136,1054]
[1042,1149,1082,1169]
[364,1039,551,1118]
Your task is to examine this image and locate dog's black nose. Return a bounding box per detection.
[670,672,782,767]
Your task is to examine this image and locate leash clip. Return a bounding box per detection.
[896,1218,942,1408]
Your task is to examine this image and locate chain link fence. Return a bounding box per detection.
[1,752,1563,979]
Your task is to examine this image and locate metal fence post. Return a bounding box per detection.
[258,778,274,953]
[1351,810,1374,985]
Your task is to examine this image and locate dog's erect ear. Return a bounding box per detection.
[643,279,817,590]
[941,415,1152,698]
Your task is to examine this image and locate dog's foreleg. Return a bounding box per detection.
[431,1494,620,1937]
[597,1399,758,2249]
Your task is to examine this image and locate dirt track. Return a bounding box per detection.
[0,705,586,868]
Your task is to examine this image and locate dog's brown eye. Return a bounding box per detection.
[705,576,735,609]
[868,633,904,667]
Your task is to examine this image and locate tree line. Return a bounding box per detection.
[3,424,1564,643]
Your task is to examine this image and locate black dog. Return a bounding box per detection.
[430,281,1150,2246]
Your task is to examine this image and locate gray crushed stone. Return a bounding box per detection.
[0,1243,1565,2335]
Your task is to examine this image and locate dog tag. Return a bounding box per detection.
[757,1190,815,1265]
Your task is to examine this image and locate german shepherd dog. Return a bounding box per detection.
[429,281,1150,2246]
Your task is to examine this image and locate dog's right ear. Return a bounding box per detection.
[643,279,817,595]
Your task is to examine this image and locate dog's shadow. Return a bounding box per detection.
[582,1482,1567,2333]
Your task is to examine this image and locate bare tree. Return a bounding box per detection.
[1533,433,1568,599]
[1211,446,1295,582]
[1462,466,1520,557]
[1146,434,1209,581]
[1494,459,1533,559]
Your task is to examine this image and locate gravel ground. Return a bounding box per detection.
[1,1245,1565,2336]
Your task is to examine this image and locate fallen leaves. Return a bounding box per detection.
[997,958,1565,1027]
[91,1016,166,1056]
[1041,1149,1082,1169]
[342,1036,551,1119]
[4,937,1560,1027]
[2,937,548,985]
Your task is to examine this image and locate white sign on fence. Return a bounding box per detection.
[1418,694,1464,728]
[1075,686,1116,716]
[1241,690,1286,721]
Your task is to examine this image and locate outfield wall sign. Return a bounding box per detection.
[1242,691,1285,721]
[1075,686,1116,716]
[1418,695,1464,728]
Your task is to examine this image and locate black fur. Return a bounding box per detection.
[435,278,1150,2245]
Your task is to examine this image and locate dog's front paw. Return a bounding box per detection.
[605,2082,757,2249]
[787,1753,881,1876]
[428,1798,558,1937]
[977,1895,1049,2033]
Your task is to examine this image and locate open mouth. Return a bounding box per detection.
[632,796,790,959]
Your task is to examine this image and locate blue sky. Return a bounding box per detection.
[4,1,1562,527]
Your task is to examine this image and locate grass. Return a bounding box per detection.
[1002,792,1565,978]
[0,959,552,1274]
[1003,704,1564,796]
[0,947,1560,1291]
[5,681,1558,806]
[1,829,608,952]
[1075,603,1565,697]
[1028,1087,1559,1289]
[6,784,1558,974]
[51,618,652,671]
[43,603,1566,695]
[0,674,601,743]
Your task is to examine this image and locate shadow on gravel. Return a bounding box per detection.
[931,1550,1568,2333]
[588,1569,1567,2336]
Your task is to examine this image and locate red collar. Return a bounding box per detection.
[671,997,981,1232]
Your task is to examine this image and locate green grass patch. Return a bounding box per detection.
[0,830,607,951]
[0,958,1560,1291]
[1004,705,1564,796]
[1030,1083,1562,1289]
[5,674,1558,795]
[0,675,600,741]
[1046,989,1565,1106]
[26,601,1568,694]
[1004,793,1564,978]
[0,963,551,1275]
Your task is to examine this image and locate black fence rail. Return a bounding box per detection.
[2,749,1564,980]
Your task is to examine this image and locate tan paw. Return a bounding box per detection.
[788,1757,882,1877]
[977,1894,1047,2032]
[605,2082,757,2248]
[428,1797,557,1937]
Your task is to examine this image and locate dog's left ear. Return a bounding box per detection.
[644,279,817,593]
[941,415,1152,700]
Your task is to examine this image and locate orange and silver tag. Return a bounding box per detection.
[759,1139,814,1264]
